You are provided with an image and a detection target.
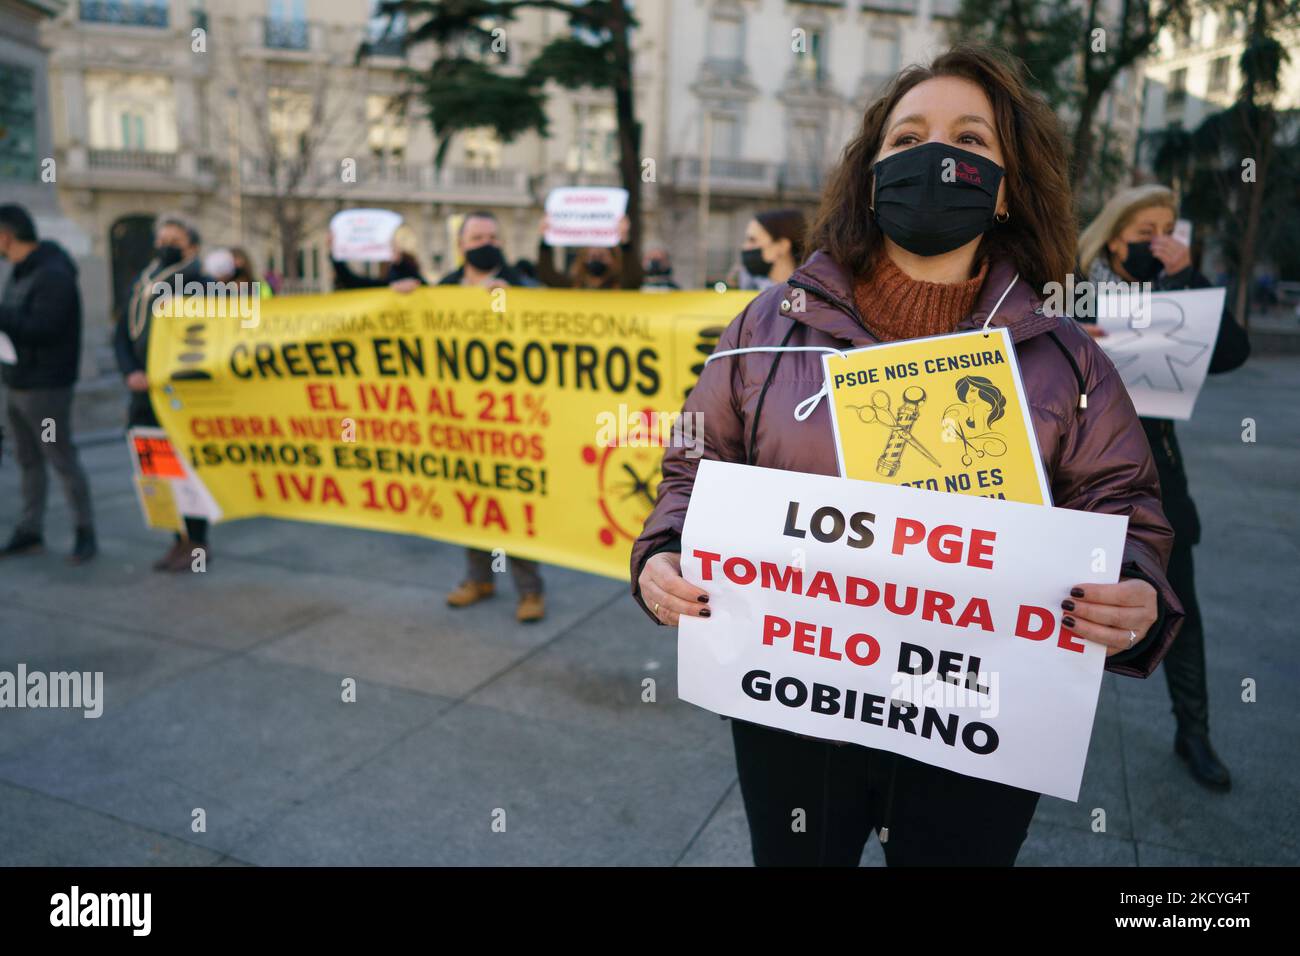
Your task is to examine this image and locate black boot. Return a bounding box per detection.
[67,526,97,565]
[0,529,44,558]
[1175,731,1232,792]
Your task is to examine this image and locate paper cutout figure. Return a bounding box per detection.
[1100,298,1209,392]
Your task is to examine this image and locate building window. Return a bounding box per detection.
[462,127,502,169]
[80,0,170,28]
[119,113,146,149]
[266,87,313,158]
[367,95,408,161]
[0,62,37,181]
[708,112,739,160]
[367,0,407,56]
[86,71,178,151]
[1166,68,1187,112]
[1208,56,1230,93]
[265,0,308,50]
[786,117,825,188]
[706,5,745,76]
[795,28,826,82]
[866,24,901,80]
[1215,12,1237,43]
[567,104,618,175]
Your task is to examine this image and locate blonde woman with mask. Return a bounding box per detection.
[1078,185,1249,792]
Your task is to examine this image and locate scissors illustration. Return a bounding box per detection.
[846,387,942,475]
[946,421,1008,467]
[941,398,1009,468]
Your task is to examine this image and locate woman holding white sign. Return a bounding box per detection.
[632,45,1184,866]
[1078,185,1250,792]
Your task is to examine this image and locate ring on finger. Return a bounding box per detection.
[1128,629,1136,647]
[654,601,661,619]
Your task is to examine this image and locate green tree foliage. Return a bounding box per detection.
[955,0,1082,109]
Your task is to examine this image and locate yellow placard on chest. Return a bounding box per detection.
[823,328,1050,505]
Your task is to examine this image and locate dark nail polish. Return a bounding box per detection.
[698,595,709,603]
[1070,587,1085,598]
[1062,615,1076,628]
[1061,600,1075,611]
[700,609,711,618]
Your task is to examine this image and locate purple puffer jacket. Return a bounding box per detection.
[631,251,1184,678]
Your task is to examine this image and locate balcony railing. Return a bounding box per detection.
[264,17,310,51]
[80,0,169,28]
[780,163,825,193]
[241,159,529,199]
[88,148,177,173]
[363,33,406,58]
[672,156,779,193]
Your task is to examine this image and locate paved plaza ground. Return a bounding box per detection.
[0,355,1296,866]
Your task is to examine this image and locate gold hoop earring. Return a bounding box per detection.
[995,210,1010,224]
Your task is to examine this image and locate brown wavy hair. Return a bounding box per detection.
[755,208,808,264]
[808,43,1074,291]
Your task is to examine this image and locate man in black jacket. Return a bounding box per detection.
[436,211,545,622]
[114,214,211,572]
[0,204,96,564]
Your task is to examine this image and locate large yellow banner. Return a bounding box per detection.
[146,286,754,580]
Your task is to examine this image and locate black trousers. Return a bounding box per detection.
[731,719,1040,866]
[1161,543,1208,734]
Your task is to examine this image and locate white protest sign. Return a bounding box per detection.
[544,187,628,247]
[127,427,223,524]
[678,460,1129,801]
[330,208,403,262]
[1096,286,1225,420]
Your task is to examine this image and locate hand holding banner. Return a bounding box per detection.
[677,460,1128,801]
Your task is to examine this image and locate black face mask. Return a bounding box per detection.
[646,259,671,276]
[741,247,772,277]
[871,142,1005,257]
[585,260,609,278]
[156,244,184,267]
[464,243,504,272]
[1120,241,1163,282]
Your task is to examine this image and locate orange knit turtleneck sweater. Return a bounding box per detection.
[852,254,989,342]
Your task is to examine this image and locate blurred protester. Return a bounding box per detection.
[263,267,283,295]
[1079,184,1249,792]
[202,247,237,283]
[537,215,641,289]
[437,210,545,622]
[230,247,272,299]
[740,209,806,287]
[437,210,537,290]
[114,214,212,572]
[642,244,680,290]
[513,258,539,284]
[633,45,1183,867]
[331,225,426,293]
[0,203,96,564]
